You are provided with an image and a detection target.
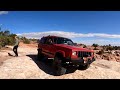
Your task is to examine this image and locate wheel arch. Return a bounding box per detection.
[55,51,65,58]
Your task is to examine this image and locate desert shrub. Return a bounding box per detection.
[29,38,38,42]
[0,45,2,49]
[112,46,120,50]
[0,36,6,47]
[22,37,30,44]
[0,30,17,49]
[97,49,104,55]
[92,43,99,50]
[23,39,30,44]
[106,44,113,51]
[7,37,15,45]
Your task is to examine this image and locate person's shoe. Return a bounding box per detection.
[14,55,18,57]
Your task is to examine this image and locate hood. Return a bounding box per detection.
[54,44,94,52]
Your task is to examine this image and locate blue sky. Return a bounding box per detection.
[0,11,120,46]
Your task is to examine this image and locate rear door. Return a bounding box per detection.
[47,37,56,58]
[41,37,55,57]
[41,37,49,55]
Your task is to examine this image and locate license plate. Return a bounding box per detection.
[83,57,87,60]
[83,57,87,63]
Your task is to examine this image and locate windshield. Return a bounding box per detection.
[56,37,74,46]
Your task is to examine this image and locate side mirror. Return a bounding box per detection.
[47,41,53,45]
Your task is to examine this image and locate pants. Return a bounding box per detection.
[13,45,18,56]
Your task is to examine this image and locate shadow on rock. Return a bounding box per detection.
[26,54,56,76]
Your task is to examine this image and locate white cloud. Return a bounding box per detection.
[17,31,120,46]
[17,31,120,39]
[76,39,120,46]
[0,11,8,15]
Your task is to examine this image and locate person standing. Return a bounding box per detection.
[13,35,19,57]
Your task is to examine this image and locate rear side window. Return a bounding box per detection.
[45,37,53,44]
[40,37,47,44]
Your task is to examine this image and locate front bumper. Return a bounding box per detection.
[63,57,95,67]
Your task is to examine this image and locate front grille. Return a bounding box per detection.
[78,51,91,57]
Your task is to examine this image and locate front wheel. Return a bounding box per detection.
[53,56,67,76]
[66,66,77,73]
[78,63,90,70]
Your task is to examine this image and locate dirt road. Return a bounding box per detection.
[0,43,120,79]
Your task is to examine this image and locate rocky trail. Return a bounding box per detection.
[0,43,120,79]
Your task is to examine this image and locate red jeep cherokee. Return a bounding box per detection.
[37,35,95,76]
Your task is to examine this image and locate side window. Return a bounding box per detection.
[40,38,44,44]
[40,37,47,44]
[57,37,64,44]
[43,37,48,44]
[45,37,53,44]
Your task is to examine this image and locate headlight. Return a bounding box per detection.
[91,52,94,56]
[72,51,77,56]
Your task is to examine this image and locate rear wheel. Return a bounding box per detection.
[53,56,67,76]
[37,49,44,61]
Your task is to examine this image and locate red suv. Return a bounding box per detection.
[37,35,95,76]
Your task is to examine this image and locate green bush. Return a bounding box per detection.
[0,30,17,48]
[23,39,30,44]
[21,37,30,44]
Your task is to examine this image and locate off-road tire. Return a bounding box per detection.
[66,66,77,73]
[37,49,44,61]
[53,56,67,76]
[78,63,90,70]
